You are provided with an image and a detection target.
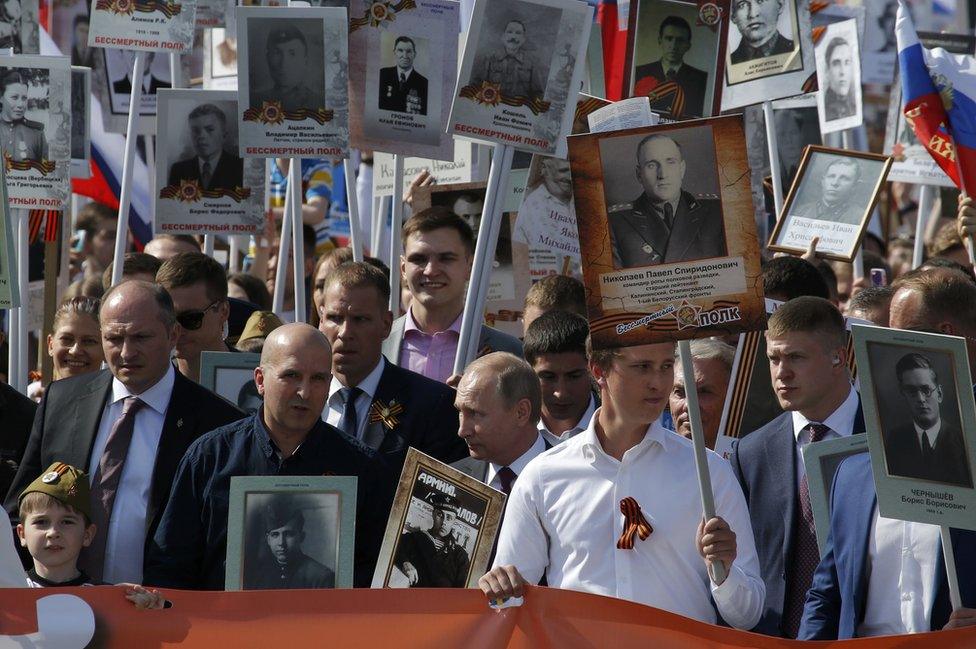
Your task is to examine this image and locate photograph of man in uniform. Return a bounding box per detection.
[70,14,93,68]
[0,0,23,52]
[729,0,795,64]
[112,51,169,95]
[378,36,428,115]
[243,501,336,590]
[792,156,863,225]
[469,18,545,100]
[882,352,973,488]
[608,133,726,269]
[167,103,244,192]
[250,23,320,113]
[0,69,45,162]
[393,493,470,588]
[821,36,856,121]
[633,16,708,118]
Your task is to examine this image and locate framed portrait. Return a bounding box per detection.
[0,55,72,211]
[372,139,475,199]
[853,325,976,530]
[200,351,262,415]
[154,89,265,236]
[625,0,728,121]
[225,475,358,590]
[768,146,891,262]
[372,448,506,588]
[802,433,868,557]
[0,164,17,307]
[448,0,593,155]
[569,115,765,349]
[70,66,91,180]
[720,0,815,112]
[348,0,459,160]
[236,6,348,158]
[814,18,862,136]
[203,27,238,90]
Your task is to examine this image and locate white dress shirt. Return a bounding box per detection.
[87,364,175,585]
[539,394,596,447]
[486,433,547,492]
[494,412,765,629]
[324,357,385,440]
[791,386,859,488]
[914,420,941,450]
[858,508,941,637]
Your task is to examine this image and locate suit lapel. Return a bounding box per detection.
[146,372,198,529]
[764,416,798,563]
[72,371,113,467]
[849,469,878,623]
[665,195,702,261]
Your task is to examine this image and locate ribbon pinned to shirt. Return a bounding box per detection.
[616,497,653,550]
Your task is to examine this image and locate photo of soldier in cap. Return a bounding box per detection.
[392,492,471,588]
[0,68,46,162]
[247,20,325,113]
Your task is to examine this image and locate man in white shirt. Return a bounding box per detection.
[479,341,764,629]
[514,157,581,279]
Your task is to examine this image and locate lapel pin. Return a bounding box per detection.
[177,418,184,428]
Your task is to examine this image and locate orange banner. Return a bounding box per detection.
[0,586,974,647]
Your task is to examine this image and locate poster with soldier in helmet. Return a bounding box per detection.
[0,55,71,211]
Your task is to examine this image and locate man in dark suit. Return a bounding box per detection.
[167,103,244,193]
[609,134,727,269]
[0,382,37,501]
[4,281,244,584]
[730,0,794,64]
[378,36,428,115]
[730,296,863,638]
[112,51,169,95]
[632,16,708,118]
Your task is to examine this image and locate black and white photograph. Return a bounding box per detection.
[372,449,505,589]
[860,0,898,85]
[98,48,172,136]
[853,325,976,529]
[87,0,196,53]
[449,0,592,155]
[236,6,348,157]
[814,18,862,135]
[349,0,457,160]
[627,0,726,120]
[0,0,39,54]
[225,476,358,591]
[769,146,891,261]
[70,66,90,179]
[516,155,581,280]
[0,55,71,211]
[744,95,822,201]
[51,0,91,65]
[199,351,262,413]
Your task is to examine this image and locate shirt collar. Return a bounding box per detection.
[110,363,175,416]
[396,66,414,78]
[198,151,222,172]
[538,393,597,440]
[577,408,669,463]
[403,307,463,336]
[913,419,942,447]
[791,385,859,441]
[328,356,385,402]
[487,433,546,486]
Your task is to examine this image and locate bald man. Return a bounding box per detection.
[145,323,393,590]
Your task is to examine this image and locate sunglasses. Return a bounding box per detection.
[176,299,222,331]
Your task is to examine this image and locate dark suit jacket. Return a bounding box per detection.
[883,421,973,489]
[167,151,245,192]
[729,402,866,637]
[0,383,37,501]
[609,190,727,269]
[377,66,428,115]
[113,74,169,96]
[633,60,708,118]
[3,368,245,563]
[731,32,795,64]
[799,452,976,639]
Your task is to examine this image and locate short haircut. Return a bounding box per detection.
[766,295,847,349]
[586,336,619,371]
[64,275,105,300]
[401,206,475,256]
[814,260,839,302]
[147,233,202,252]
[929,221,965,258]
[823,157,861,184]
[659,15,692,40]
[686,337,735,373]
[19,491,90,527]
[895,352,939,384]
[75,201,115,236]
[323,261,391,306]
[523,310,589,364]
[847,285,894,314]
[0,69,27,94]
[892,267,976,327]
[393,36,416,51]
[228,272,272,310]
[524,275,586,316]
[469,352,542,425]
[156,252,228,302]
[188,103,227,128]
[505,19,526,32]
[101,280,177,329]
[236,336,267,354]
[53,296,100,332]
[825,37,850,65]
[919,257,976,283]
[266,25,307,52]
[859,250,892,281]
[101,252,163,291]
[762,256,830,301]
[636,134,683,163]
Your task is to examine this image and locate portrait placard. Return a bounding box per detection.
[448,0,593,155]
[87,0,196,53]
[203,27,238,90]
[196,0,227,28]
[226,475,358,591]
[802,434,869,556]
[52,0,92,66]
[70,66,91,179]
[853,325,976,530]
[372,139,475,198]
[348,0,459,160]
[236,6,348,158]
[372,448,505,588]
[0,0,40,55]
[0,167,17,308]
[860,0,898,85]
[569,115,765,350]
[768,146,891,262]
[626,0,728,120]
[154,89,265,236]
[743,94,822,202]
[94,48,181,135]
[719,0,815,112]
[0,55,71,211]
[814,18,861,136]
[199,351,262,414]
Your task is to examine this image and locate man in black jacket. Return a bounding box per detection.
[0,382,37,500]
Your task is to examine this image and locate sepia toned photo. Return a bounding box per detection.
[814,18,862,135]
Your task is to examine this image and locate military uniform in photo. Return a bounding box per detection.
[731,32,794,64]
[252,82,317,114]
[113,74,170,96]
[824,88,855,121]
[378,66,428,115]
[0,117,46,162]
[633,61,707,118]
[244,550,335,589]
[393,526,470,587]
[792,196,862,225]
[471,50,544,99]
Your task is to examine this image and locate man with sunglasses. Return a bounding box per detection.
[156,253,235,382]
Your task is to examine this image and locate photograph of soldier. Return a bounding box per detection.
[604,131,727,269]
[790,156,864,226]
[167,103,244,192]
[468,5,556,102]
[0,0,23,52]
[0,69,46,162]
[70,14,93,68]
[378,35,428,115]
[820,35,857,122]
[243,496,337,590]
[632,14,709,118]
[70,68,87,162]
[392,493,471,588]
[111,50,170,95]
[248,21,325,113]
[729,0,796,64]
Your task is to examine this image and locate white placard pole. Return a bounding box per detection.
[941,526,963,610]
[388,155,405,313]
[169,53,180,89]
[840,129,865,282]
[144,135,155,215]
[271,169,295,316]
[374,195,390,262]
[203,235,215,257]
[289,160,305,323]
[15,209,28,394]
[229,236,242,272]
[678,339,728,585]
[110,51,147,287]
[763,101,784,220]
[914,184,935,269]
[7,300,17,393]
[345,159,363,262]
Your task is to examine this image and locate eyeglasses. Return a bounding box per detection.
[176,299,222,331]
[900,385,938,398]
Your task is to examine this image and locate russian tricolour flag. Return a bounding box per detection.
[896,0,976,192]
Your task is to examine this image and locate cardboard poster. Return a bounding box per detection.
[87,0,197,53]
[814,18,862,136]
[372,139,475,198]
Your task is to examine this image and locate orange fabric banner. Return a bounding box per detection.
[0,585,974,647]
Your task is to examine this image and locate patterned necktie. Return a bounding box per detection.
[339,387,362,439]
[82,396,146,582]
[783,422,830,638]
[201,161,213,189]
[497,466,517,495]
